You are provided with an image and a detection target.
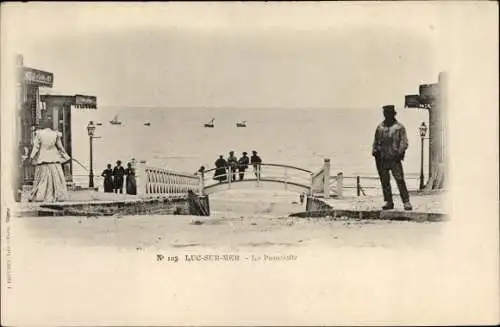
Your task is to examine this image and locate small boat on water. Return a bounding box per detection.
[236,120,247,127]
[110,115,122,125]
[144,122,151,126]
[204,118,215,128]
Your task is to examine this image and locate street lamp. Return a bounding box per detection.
[87,121,96,188]
[418,122,428,190]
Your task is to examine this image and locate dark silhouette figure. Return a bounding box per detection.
[213,155,227,183]
[238,152,250,180]
[372,105,412,211]
[250,150,262,179]
[101,164,114,193]
[125,162,137,195]
[112,160,125,194]
[227,151,238,181]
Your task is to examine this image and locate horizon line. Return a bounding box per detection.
[96,105,384,110]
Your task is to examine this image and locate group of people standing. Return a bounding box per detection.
[213,150,262,183]
[101,160,137,195]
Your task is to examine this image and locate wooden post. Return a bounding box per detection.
[284,167,288,191]
[227,167,231,189]
[356,176,360,197]
[337,172,343,198]
[256,165,260,187]
[323,158,330,198]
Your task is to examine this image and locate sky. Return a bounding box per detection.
[3,2,445,109]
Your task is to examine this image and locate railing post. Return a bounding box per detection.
[309,172,314,196]
[256,164,261,187]
[135,160,147,197]
[227,167,231,189]
[199,171,205,195]
[284,166,288,191]
[337,172,343,198]
[356,176,360,197]
[323,158,330,198]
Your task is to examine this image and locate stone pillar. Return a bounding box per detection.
[309,172,314,196]
[199,171,205,195]
[135,160,147,197]
[426,72,446,190]
[336,172,343,198]
[323,158,330,198]
[439,71,448,187]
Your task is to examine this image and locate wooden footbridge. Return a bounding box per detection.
[131,158,343,199]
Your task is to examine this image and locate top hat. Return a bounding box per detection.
[382,105,396,114]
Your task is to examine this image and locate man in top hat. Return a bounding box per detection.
[372,105,412,210]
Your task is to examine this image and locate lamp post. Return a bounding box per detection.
[418,122,428,190]
[87,121,96,188]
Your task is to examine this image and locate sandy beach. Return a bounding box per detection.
[7,191,447,326]
[17,190,444,251]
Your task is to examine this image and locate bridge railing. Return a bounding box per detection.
[335,174,421,197]
[199,160,347,197]
[135,161,200,198]
[202,162,314,193]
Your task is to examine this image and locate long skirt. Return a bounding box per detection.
[103,177,114,193]
[30,163,68,202]
[126,176,137,195]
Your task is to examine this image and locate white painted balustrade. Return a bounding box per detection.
[135,161,201,198]
[311,158,343,198]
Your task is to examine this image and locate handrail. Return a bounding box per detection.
[204,162,312,174]
[145,167,195,179]
[71,158,89,172]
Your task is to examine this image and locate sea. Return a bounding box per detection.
[73,106,429,199]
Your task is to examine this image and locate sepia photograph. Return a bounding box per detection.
[1,2,498,326]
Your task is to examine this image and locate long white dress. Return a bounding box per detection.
[29,128,71,202]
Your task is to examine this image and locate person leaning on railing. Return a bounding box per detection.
[227,151,238,181]
[250,150,262,178]
[238,152,250,180]
[213,155,227,183]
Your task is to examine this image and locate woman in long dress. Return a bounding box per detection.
[125,162,137,195]
[28,120,71,202]
[101,164,114,193]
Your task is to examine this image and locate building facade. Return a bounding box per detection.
[16,54,54,188]
[39,94,98,183]
[15,54,98,199]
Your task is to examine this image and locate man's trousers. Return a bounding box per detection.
[375,157,410,203]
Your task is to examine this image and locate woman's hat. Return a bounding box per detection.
[243,151,247,155]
